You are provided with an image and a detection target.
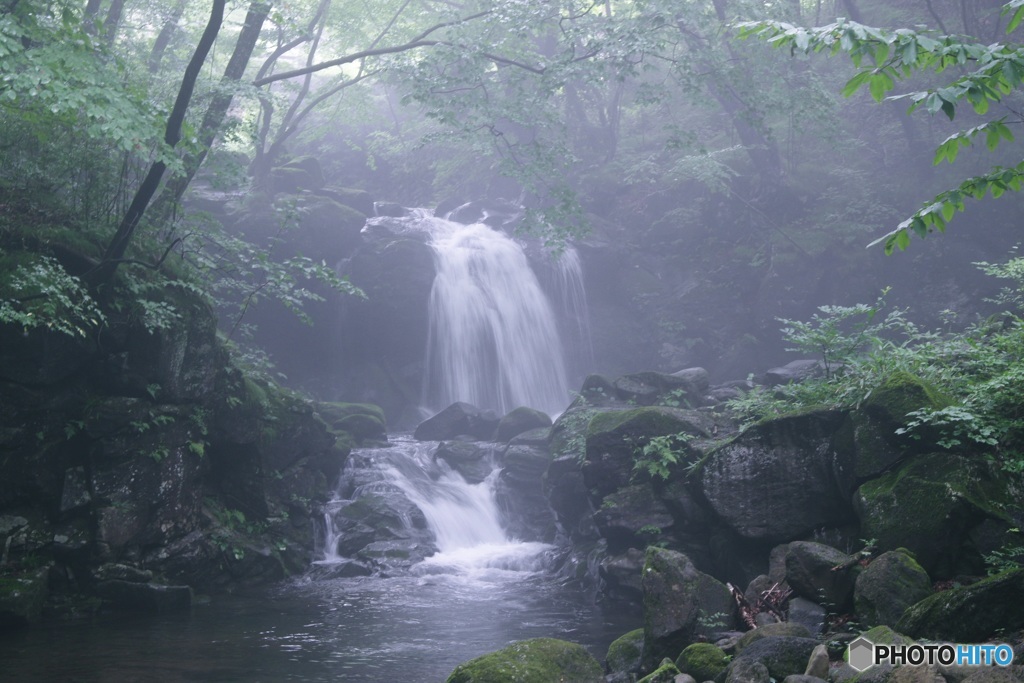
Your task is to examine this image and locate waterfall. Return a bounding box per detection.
[420,213,572,416]
[317,438,553,578]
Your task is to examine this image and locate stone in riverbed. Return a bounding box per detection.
[445,637,604,682]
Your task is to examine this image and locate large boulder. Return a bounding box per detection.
[676,642,730,681]
[612,370,709,407]
[584,407,713,501]
[854,549,933,628]
[785,541,859,611]
[592,484,676,554]
[446,638,604,683]
[735,622,813,654]
[494,407,552,443]
[641,547,735,669]
[896,568,1024,641]
[700,410,853,542]
[728,636,821,682]
[854,453,1023,577]
[831,411,906,498]
[606,629,645,679]
[495,443,557,542]
[434,441,499,484]
[415,402,500,441]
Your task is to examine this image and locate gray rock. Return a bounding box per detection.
[805,644,830,679]
[854,549,932,628]
[600,548,647,602]
[785,541,858,610]
[700,411,853,542]
[494,407,552,443]
[726,658,770,683]
[785,677,828,683]
[415,402,500,441]
[736,622,812,653]
[763,360,827,386]
[641,548,735,670]
[731,636,821,682]
[787,597,827,637]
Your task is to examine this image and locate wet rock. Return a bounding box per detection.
[415,402,500,441]
[585,407,712,501]
[613,371,708,407]
[854,549,932,628]
[496,443,556,542]
[600,548,647,602]
[676,642,730,682]
[494,407,552,443]
[593,484,675,554]
[805,644,830,679]
[785,541,858,610]
[641,548,734,669]
[446,637,604,683]
[736,622,812,654]
[434,441,498,485]
[763,360,827,386]
[896,568,1024,641]
[853,453,1020,577]
[93,563,153,583]
[606,628,645,678]
[59,466,91,513]
[730,636,820,682]
[639,658,683,683]
[700,410,852,542]
[787,597,827,637]
[726,658,771,683]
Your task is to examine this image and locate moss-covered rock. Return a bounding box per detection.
[606,628,644,676]
[445,638,604,683]
[862,372,951,439]
[494,406,552,443]
[641,547,734,670]
[676,642,730,681]
[785,541,859,611]
[638,658,683,683]
[896,568,1024,641]
[317,401,387,445]
[584,407,712,501]
[831,411,906,497]
[854,549,932,628]
[729,636,820,682]
[853,453,1019,577]
[735,622,813,654]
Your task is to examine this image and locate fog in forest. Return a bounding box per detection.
[2,0,1024,681]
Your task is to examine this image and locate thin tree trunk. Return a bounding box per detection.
[91,0,226,285]
[153,0,272,218]
[148,0,188,73]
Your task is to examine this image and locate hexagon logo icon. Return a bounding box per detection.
[848,636,875,672]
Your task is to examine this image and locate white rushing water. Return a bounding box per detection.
[420,212,573,416]
[318,438,554,581]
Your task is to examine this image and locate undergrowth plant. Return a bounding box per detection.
[728,254,1024,475]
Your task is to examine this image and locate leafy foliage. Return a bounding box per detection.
[737,2,1024,253]
[0,255,105,337]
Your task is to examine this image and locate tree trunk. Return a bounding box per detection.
[90,0,226,286]
[148,0,188,73]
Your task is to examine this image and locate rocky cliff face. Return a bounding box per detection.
[0,285,363,627]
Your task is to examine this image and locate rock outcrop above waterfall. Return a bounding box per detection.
[0,287,361,623]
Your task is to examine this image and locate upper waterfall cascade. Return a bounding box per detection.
[417,209,583,416]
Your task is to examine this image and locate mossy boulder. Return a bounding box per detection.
[831,411,906,497]
[318,402,387,445]
[729,636,821,682]
[445,638,604,683]
[584,407,712,501]
[494,407,553,443]
[862,372,951,443]
[606,628,644,676]
[853,453,1021,577]
[676,642,730,681]
[638,658,683,683]
[854,549,932,628]
[611,370,708,407]
[593,483,675,554]
[641,547,734,670]
[785,541,859,610]
[735,622,812,654]
[896,568,1024,641]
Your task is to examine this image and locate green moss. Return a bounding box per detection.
[865,371,952,425]
[606,628,644,674]
[895,568,1024,641]
[446,638,603,683]
[675,642,729,681]
[638,658,682,683]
